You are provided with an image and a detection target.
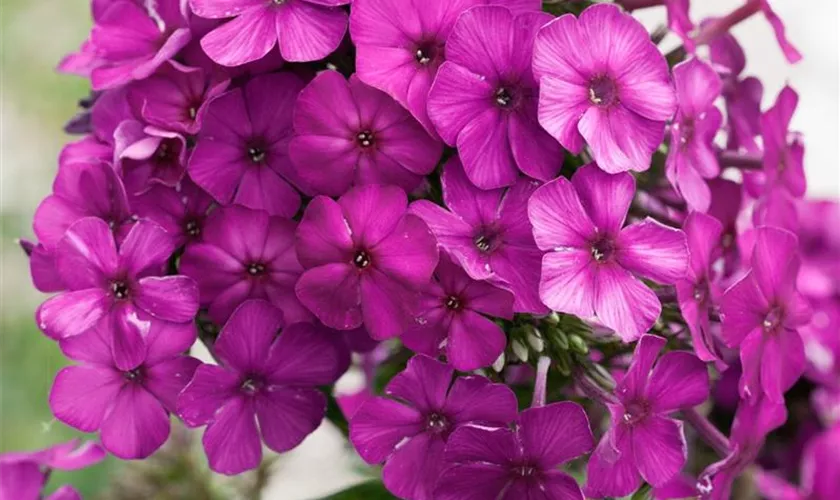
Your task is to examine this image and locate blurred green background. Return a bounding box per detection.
[1,1,118,496]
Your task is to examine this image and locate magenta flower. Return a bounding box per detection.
[289,70,442,196]
[585,335,710,497]
[666,58,724,212]
[177,300,348,475]
[132,180,214,249]
[190,0,349,66]
[33,161,133,251]
[755,426,840,500]
[88,0,192,90]
[402,252,514,371]
[350,0,540,136]
[427,6,560,189]
[721,227,811,403]
[36,218,199,370]
[50,320,200,459]
[411,157,546,314]
[127,61,230,135]
[675,212,725,363]
[188,73,304,218]
[180,205,309,325]
[0,440,105,500]
[437,402,594,500]
[295,185,438,339]
[528,164,688,341]
[350,355,518,500]
[114,120,188,194]
[533,4,677,174]
[760,86,806,198]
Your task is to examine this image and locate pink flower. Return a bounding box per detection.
[190,0,349,66]
[114,120,188,194]
[529,164,688,341]
[177,301,348,475]
[132,180,215,249]
[760,86,806,198]
[533,4,677,174]
[0,440,105,500]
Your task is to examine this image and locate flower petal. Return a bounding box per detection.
[529,176,596,249]
[427,62,494,146]
[177,364,241,427]
[255,387,325,452]
[275,1,347,62]
[349,397,424,464]
[579,106,665,174]
[134,276,199,322]
[570,163,635,236]
[37,289,110,340]
[443,376,518,426]
[215,299,284,374]
[594,263,661,342]
[385,355,452,413]
[520,402,594,468]
[631,416,686,487]
[202,396,262,475]
[538,250,597,318]
[382,432,446,500]
[49,365,121,432]
[616,219,688,284]
[646,351,710,413]
[100,385,170,459]
[200,7,276,67]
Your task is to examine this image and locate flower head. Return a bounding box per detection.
[427,6,561,189]
[411,157,546,313]
[437,402,593,500]
[190,0,349,66]
[586,335,710,497]
[534,4,677,174]
[188,73,304,217]
[402,252,514,371]
[350,355,518,500]
[290,70,442,196]
[529,164,688,341]
[295,184,438,339]
[50,320,200,459]
[180,205,309,325]
[177,300,348,475]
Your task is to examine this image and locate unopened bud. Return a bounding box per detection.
[568,334,589,355]
[492,353,506,372]
[526,328,544,353]
[512,339,529,363]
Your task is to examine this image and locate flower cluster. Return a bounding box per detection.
[10,0,840,499]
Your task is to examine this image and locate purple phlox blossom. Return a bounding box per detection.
[350,0,541,137]
[759,86,807,198]
[180,205,309,325]
[187,72,303,218]
[706,178,744,277]
[533,3,677,174]
[132,180,214,249]
[617,0,695,52]
[85,0,192,90]
[21,239,63,294]
[349,355,519,500]
[666,58,724,212]
[128,61,230,135]
[114,120,188,194]
[295,184,438,339]
[0,439,106,500]
[436,401,594,500]
[796,200,840,298]
[585,335,710,497]
[411,157,547,314]
[289,70,442,196]
[652,473,700,500]
[528,164,689,341]
[676,212,726,363]
[427,6,561,189]
[697,395,787,500]
[89,87,136,149]
[800,300,840,424]
[402,252,514,371]
[36,218,199,371]
[721,226,811,403]
[189,0,349,66]
[50,319,200,459]
[752,187,799,233]
[756,425,840,500]
[177,300,348,475]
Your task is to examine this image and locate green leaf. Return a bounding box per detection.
[317,480,397,500]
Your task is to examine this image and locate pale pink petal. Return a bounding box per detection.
[578,106,665,174]
[594,263,661,342]
[538,250,597,318]
[529,176,597,249]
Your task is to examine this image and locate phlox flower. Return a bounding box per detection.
[437,402,593,500]
[760,86,806,198]
[528,164,688,341]
[114,120,188,194]
[177,300,348,475]
[586,335,710,497]
[411,157,547,314]
[402,252,514,371]
[533,4,677,174]
[190,0,349,66]
[0,440,105,500]
[289,70,441,196]
[50,320,200,459]
[755,425,840,500]
[295,185,438,339]
[188,73,304,218]
[350,355,518,500]
[427,6,561,189]
[132,179,215,249]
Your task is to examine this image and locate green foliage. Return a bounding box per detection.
[317,480,398,500]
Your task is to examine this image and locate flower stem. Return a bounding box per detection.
[719,150,764,170]
[694,0,762,46]
[619,0,665,11]
[532,356,552,408]
[683,407,731,457]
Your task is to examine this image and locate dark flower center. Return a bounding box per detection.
[272,0,286,5]
[248,146,266,163]
[763,307,784,333]
[246,263,267,276]
[153,139,179,165]
[353,250,372,269]
[693,283,707,303]
[425,413,449,434]
[357,130,375,148]
[494,87,513,108]
[678,119,696,148]
[622,399,650,425]
[414,43,439,65]
[187,105,198,120]
[111,281,130,300]
[512,464,539,478]
[123,367,144,383]
[240,377,263,395]
[184,219,201,237]
[590,237,615,262]
[588,75,618,107]
[444,296,462,310]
